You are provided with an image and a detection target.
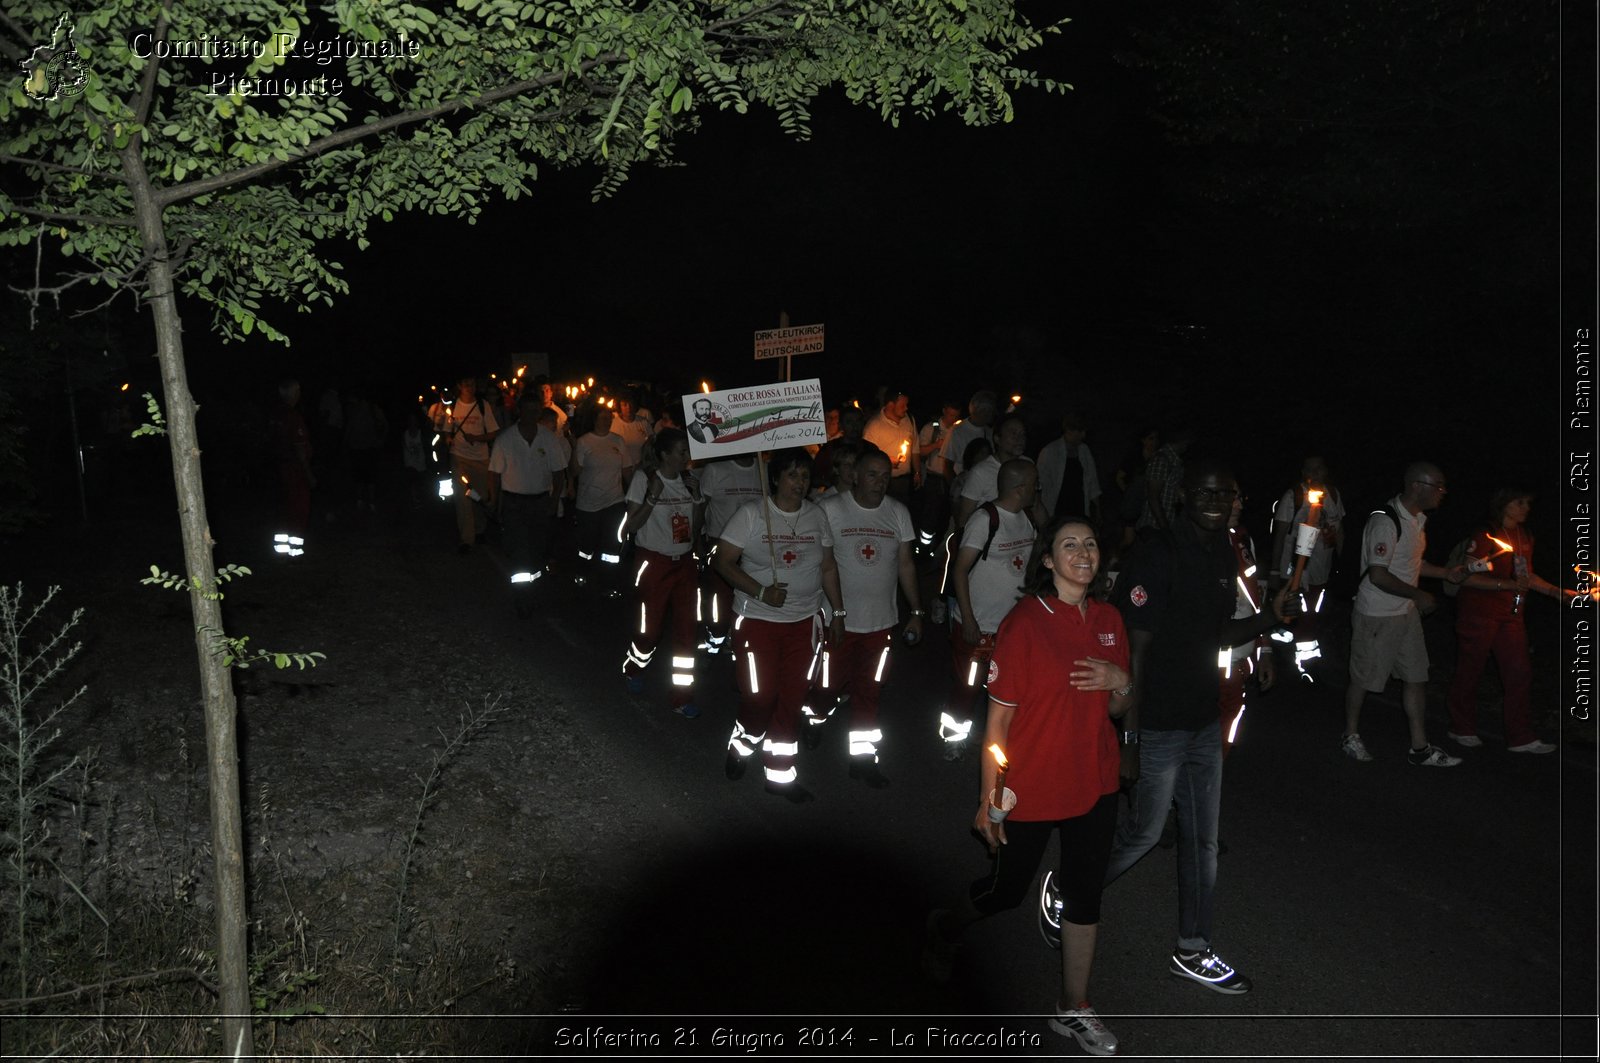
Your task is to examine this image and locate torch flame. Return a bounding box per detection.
[120,382,130,392]
[516,366,526,379]
[898,441,909,462]
[988,744,1007,770]
[1307,489,1324,505]
[1010,394,1021,405]
[701,380,711,393]
[1487,536,1514,555]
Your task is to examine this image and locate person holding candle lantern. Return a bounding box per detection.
[429,375,500,555]
[1267,455,1345,682]
[924,516,1131,1055]
[620,428,704,718]
[713,449,846,803]
[1445,488,1568,753]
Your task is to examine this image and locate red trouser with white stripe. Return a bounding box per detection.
[728,613,821,785]
[623,548,697,707]
[830,628,895,761]
[698,551,734,654]
[941,628,995,743]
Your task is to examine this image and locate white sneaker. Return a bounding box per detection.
[1408,744,1462,767]
[1508,739,1556,754]
[1340,733,1374,762]
[1447,732,1483,747]
[1051,1003,1118,1055]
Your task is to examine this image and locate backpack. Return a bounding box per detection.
[1360,504,1405,584]
[977,501,1036,561]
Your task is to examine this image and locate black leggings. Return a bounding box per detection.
[969,791,1119,926]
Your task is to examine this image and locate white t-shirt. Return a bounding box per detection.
[1353,496,1425,618]
[625,470,699,557]
[820,492,915,633]
[863,412,918,477]
[938,420,993,478]
[952,505,1034,633]
[612,417,652,468]
[719,498,833,623]
[432,398,500,463]
[960,454,1035,506]
[488,425,564,494]
[1273,486,1345,585]
[699,458,764,539]
[572,432,626,512]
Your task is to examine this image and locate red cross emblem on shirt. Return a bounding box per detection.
[859,542,876,562]
[1011,553,1025,571]
[782,549,798,566]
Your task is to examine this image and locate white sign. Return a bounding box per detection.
[682,378,826,461]
[753,323,824,361]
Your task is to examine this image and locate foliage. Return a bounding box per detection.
[201,627,326,670]
[129,391,166,438]
[2,0,1066,342]
[141,561,249,597]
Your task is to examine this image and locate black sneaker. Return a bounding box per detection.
[1039,870,1063,950]
[848,758,890,789]
[764,780,814,804]
[1170,948,1252,994]
[921,909,961,983]
[723,751,746,781]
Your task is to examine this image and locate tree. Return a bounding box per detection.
[0,0,1064,1051]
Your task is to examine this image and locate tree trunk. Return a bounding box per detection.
[121,145,255,1059]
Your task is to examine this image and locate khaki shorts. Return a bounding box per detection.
[1349,610,1429,691]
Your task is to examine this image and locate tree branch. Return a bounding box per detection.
[0,9,38,52]
[6,203,137,228]
[132,0,173,130]
[0,153,119,180]
[157,53,629,208]
[0,967,220,1010]
[706,0,795,33]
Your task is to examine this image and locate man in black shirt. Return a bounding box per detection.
[1105,461,1294,995]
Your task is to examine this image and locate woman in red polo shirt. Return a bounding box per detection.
[926,516,1132,1056]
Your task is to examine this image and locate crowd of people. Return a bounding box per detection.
[265,371,1570,1055]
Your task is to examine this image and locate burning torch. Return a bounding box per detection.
[986,744,1016,823]
[1285,489,1324,597]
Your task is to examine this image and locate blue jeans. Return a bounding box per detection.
[1103,720,1223,953]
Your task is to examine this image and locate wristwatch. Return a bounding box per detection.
[1119,730,1140,747]
[832,607,848,617]
[910,608,926,617]
[1113,682,1134,698]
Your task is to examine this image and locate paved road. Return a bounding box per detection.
[411,504,1594,1061]
[145,488,1595,1059]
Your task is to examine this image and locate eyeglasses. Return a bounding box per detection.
[1411,480,1448,493]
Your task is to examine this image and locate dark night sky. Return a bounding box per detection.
[15,1,1582,554]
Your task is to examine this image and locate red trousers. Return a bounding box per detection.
[623,548,698,707]
[729,613,821,785]
[1448,613,1534,746]
[942,628,995,742]
[830,628,895,758]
